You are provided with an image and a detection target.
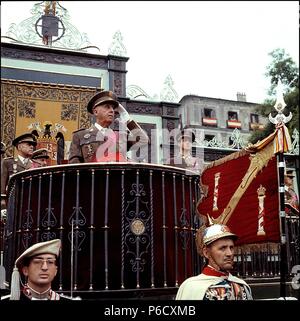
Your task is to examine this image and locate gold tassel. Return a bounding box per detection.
[9,266,20,300]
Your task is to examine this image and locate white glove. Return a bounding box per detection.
[1,209,7,221]
[116,103,131,123]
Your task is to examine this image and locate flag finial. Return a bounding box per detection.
[269,79,292,125]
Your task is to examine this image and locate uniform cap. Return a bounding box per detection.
[31,148,50,160]
[87,90,119,114]
[15,239,61,269]
[10,239,61,300]
[12,133,37,147]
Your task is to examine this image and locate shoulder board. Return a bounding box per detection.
[72,128,86,134]
[1,294,11,300]
[3,156,13,160]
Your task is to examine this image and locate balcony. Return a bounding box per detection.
[227,119,241,129]
[202,117,217,127]
[249,122,264,130]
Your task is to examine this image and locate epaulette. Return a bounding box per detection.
[3,156,13,160]
[72,128,86,134]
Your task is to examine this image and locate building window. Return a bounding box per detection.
[202,108,217,126]
[204,108,215,118]
[250,113,259,123]
[228,111,238,120]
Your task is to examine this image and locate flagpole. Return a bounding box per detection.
[277,151,287,298]
[269,79,292,299]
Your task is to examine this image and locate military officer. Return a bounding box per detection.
[176,218,253,300]
[68,90,149,163]
[31,148,50,168]
[284,169,299,213]
[1,133,37,209]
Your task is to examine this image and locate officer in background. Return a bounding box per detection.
[284,169,299,213]
[31,148,50,168]
[1,133,36,210]
[167,129,203,174]
[0,142,6,159]
[1,239,78,300]
[68,90,149,163]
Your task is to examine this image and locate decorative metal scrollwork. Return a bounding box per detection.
[124,182,150,273]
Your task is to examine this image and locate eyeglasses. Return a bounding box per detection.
[31,258,56,267]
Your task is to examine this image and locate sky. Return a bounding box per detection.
[1,1,299,104]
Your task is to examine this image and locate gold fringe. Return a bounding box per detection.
[203,149,249,170]
[235,242,280,254]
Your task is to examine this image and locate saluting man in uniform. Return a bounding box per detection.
[1,133,37,209]
[68,90,149,163]
[31,148,50,168]
[2,239,77,300]
[176,220,253,300]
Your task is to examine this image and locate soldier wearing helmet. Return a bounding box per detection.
[176,218,253,300]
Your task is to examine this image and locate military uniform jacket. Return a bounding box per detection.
[1,157,33,196]
[69,121,149,164]
[176,266,253,300]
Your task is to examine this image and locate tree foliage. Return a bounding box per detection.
[249,49,299,144]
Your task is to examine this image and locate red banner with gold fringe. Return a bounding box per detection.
[197,138,280,246]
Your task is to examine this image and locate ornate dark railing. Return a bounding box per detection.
[3,163,201,298]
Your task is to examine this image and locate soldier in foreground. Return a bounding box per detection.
[2,239,79,300]
[176,220,253,300]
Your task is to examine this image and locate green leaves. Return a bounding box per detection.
[249,48,299,144]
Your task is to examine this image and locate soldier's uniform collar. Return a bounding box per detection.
[22,285,60,300]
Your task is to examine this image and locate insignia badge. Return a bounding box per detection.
[84,134,90,139]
